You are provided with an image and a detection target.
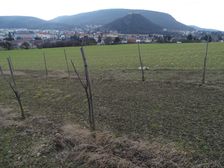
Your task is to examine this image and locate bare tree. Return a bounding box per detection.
[71,47,95,131]
[0,61,25,119]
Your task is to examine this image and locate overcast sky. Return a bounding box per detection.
[1,0,224,31]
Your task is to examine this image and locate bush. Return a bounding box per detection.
[20,42,31,49]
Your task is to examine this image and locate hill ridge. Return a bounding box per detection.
[0,16,71,30]
[51,8,193,31]
[102,13,163,34]
[0,9,194,31]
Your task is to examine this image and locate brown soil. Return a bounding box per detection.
[0,104,196,168]
[2,70,27,76]
[0,105,18,127]
[1,69,224,167]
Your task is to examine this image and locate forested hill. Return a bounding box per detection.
[101,13,163,34]
[51,9,193,31]
[0,16,71,30]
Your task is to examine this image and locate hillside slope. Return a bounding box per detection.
[102,13,163,34]
[51,9,193,31]
[0,16,70,29]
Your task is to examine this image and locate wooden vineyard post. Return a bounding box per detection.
[71,47,95,131]
[137,42,145,81]
[71,60,92,128]
[80,47,95,131]
[64,49,70,78]
[43,52,48,79]
[7,57,16,87]
[9,56,14,72]
[0,61,25,119]
[202,41,209,85]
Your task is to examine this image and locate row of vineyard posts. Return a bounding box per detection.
[0,41,210,131]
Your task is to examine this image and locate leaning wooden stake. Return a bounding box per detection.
[80,47,95,130]
[137,42,145,81]
[43,52,48,79]
[71,60,92,128]
[202,41,209,84]
[9,56,14,72]
[71,60,86,88]
[71,47,95,131]
[7,57,16,87]
[64,49,70,78]
[0,63,25,119]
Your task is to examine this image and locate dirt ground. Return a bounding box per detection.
[0,69,224,167]
[0,104,195,168]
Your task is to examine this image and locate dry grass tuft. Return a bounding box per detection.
[53,124,196,168]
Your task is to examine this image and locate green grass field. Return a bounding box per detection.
[1,43,224,167]
[0,43,224,71]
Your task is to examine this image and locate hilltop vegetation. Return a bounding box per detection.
[52,9,193,31]
[0,9,193,32]
[0,16,71,30]
[101,13,163,34]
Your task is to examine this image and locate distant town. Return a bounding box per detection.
[0,27,224,50]
[1,9,224,50]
